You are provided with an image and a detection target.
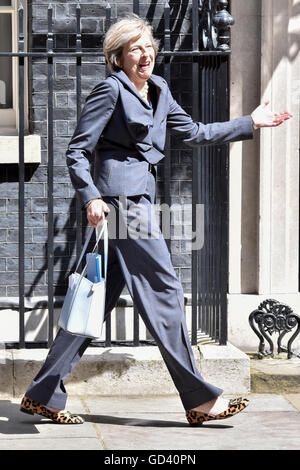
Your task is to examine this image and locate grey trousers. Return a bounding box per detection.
[25,188,223,410]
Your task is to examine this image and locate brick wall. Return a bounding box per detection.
[0,0,194,299]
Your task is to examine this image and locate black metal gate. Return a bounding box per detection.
[0,0,233,348]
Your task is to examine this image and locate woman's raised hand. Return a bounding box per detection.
[251,100,292,129]
[86,199,110,227]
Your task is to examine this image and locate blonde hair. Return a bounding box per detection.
[103,14,160,72]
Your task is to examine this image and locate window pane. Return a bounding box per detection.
[0,13,12,109]
[0,1,11,5]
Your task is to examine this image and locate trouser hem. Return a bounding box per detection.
[180,386,223,411]
[25,382,67,411]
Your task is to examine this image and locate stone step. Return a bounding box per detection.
[0,342,250,399]
[250,354,300,394]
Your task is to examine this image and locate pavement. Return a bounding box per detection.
[0,354,299,452]
[0,393,299,451]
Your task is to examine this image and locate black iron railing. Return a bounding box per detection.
[0,0,233,348]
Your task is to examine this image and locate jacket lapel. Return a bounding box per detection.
[111,70,152,109]
[109,70,168,163]
[148,74,169,123]
[110,70,168,118]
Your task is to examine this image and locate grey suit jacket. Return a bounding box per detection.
[66,69,253,206]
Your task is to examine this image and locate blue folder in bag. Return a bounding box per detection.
[86,253,102,282]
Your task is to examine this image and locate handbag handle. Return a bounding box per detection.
[96,220,108,279]
[75,220,108,280]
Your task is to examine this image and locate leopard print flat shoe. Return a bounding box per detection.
[186,397,249,426]
[20,396,84,424]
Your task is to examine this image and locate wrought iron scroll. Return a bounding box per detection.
[199,0,235,51]
[249,299,300,359]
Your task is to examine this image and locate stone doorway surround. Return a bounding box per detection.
[228,0,300,352]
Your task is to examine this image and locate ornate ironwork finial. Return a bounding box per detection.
[199,0,235,52]
[47,4,53,54]
[76,3,81,52]
[18,3,24,52]
[213,0,235,51]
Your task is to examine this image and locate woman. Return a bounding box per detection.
[20,15,291,425]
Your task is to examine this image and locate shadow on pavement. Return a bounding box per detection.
[0,400,40,435]
[80,413,233,429]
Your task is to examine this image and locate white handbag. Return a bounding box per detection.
[58,220,108,338]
